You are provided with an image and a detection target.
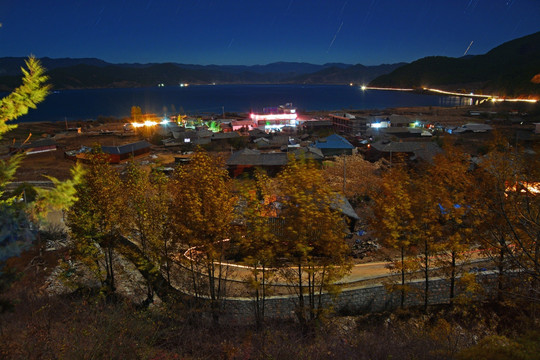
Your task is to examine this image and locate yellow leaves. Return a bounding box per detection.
[169,149,235,256]
[276,157,350,267]
[323,154,382,199]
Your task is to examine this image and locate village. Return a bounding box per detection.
[3,103,537,184]
[1,102,536,271]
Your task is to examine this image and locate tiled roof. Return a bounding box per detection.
[172,130,196,139]
[331,194,360,220]
[291,146,324,160]
[101,141,151,155]
[227,149,288,166]
[212,132,240,140]
[313,134,354,149]
[372,140,441,162]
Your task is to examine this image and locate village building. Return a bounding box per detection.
[329,113,368,135]
[302,119,334,133]
[226,146,325,177]
[66,141,152,164]
[9,138,58,155]
[312,134,355,157]
[366,140,442,163]
[226,148,289,177]
[100,141,152,163]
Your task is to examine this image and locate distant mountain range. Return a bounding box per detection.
[1,31,538,95]
[370,31,540,96]
[0,57,404,90]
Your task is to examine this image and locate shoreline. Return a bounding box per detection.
[8,85,490,125]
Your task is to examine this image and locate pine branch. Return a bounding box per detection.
[0,56,50,138]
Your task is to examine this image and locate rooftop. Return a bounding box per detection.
[313,134,355,149]
[101,141,152,155]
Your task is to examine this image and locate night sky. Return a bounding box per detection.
[1,0,539,66]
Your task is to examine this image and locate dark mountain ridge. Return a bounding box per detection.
[370,31,540,96]
[2,31,538,93]
[290,63,407,84]
[0,58,403,90]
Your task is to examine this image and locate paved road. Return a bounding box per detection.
[209,259,393,287]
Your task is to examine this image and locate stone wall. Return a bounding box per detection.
[219,272,499,320]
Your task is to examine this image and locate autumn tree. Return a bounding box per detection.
[276,156,351,327]
[122,162,171,301]
[428,143,478,304]
[371,161,445,311]
[370,164,417,308]
[237,170,279,327]
[411,169,444,311]
[66,151,125,295]
[168,149,236,321]
[474,136,540,302]
[323,153,382,204]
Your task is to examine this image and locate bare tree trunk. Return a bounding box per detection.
[297,263,306,327]
[424,238,429,312]
[255,267,261,328]
[498,246,505,302]
[189,249,200,300]
[317,267,326,319]
[163,238,171,285]
[450,250,456,305]
[308,266,314,321]
[401,246,405,309]
[261,265,266,324]
[105,244,115,293]
[208,261,219,324]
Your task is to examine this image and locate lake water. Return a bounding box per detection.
[9,84,474,123]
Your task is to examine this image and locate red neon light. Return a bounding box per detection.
[250,113,297,121]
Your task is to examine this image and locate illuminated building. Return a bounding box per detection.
[249,103,299,132]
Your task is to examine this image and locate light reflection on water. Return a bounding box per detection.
[13,85,482,123]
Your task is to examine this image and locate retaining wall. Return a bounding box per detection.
[219,272,499,320]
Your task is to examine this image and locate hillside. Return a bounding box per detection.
[289,63,406,84]
[370,31,540,96]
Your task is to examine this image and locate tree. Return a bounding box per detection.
[168,149,236,322]
[411,169,443,311]
[370,164,417,308]
[428,144,477,304]
[0,57,49,263]
[323,153,382,205]
[237,170,279,327]
[474,137,540,303]
[66,151,125,294]
[122,162,171,300]
[371,161,444,311]
[0,57,50,135]
[276,156,351,327]
[32,163,86,221]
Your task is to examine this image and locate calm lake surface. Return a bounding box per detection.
[10,85,474,123]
